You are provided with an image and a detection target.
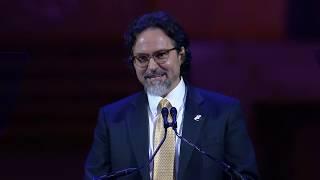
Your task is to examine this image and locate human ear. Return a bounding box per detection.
[178,46,186,63]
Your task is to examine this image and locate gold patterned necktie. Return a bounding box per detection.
[153,98,176,180]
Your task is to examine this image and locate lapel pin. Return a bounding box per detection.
[194,114,202,121]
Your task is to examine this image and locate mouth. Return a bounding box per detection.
[145,73,166,82]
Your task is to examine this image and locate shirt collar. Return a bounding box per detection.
[147,77,186,116]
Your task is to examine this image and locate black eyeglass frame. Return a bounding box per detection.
[131,47,178,68]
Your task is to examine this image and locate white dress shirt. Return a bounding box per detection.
[147,77,186,179]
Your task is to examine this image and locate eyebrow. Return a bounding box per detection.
[134,49,168,55]
[134,52,149,56]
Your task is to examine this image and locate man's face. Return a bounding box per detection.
[132,28,184,97]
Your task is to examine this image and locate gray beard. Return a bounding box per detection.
[144,79,171,97]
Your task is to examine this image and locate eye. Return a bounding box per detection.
[154,51,169,59]
[135,55,149,64]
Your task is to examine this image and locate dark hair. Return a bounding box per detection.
[124,11,191,77]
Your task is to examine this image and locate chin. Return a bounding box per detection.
[144,80,171,96]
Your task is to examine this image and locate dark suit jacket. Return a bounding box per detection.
[85,86,259,180]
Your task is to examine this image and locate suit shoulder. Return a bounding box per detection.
[100,91,145,112]
[192,87,240,105]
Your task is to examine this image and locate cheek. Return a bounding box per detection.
[135,68,145,79]
[160,61,181,75]
[171,61,182,73]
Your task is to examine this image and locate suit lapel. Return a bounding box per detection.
[178,87,205,180]
[126,92,150,180]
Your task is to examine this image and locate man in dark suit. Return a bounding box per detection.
[85,11,258,180]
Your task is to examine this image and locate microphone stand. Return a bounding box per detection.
[94,108,170,180]
[169,107,246,180]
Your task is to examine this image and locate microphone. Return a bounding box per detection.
[169,107,246,180]
[162,107,170,129]
[94,107,170,180]
[169,107,178,130]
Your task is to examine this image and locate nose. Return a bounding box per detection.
[146,57,159,70]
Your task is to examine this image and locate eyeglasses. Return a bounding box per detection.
[132,47,177,68]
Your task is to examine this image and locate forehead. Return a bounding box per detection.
[133,28,175,53]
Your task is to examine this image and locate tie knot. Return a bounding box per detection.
[158,98,172,110]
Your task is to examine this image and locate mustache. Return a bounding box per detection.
[144,70,166,79]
